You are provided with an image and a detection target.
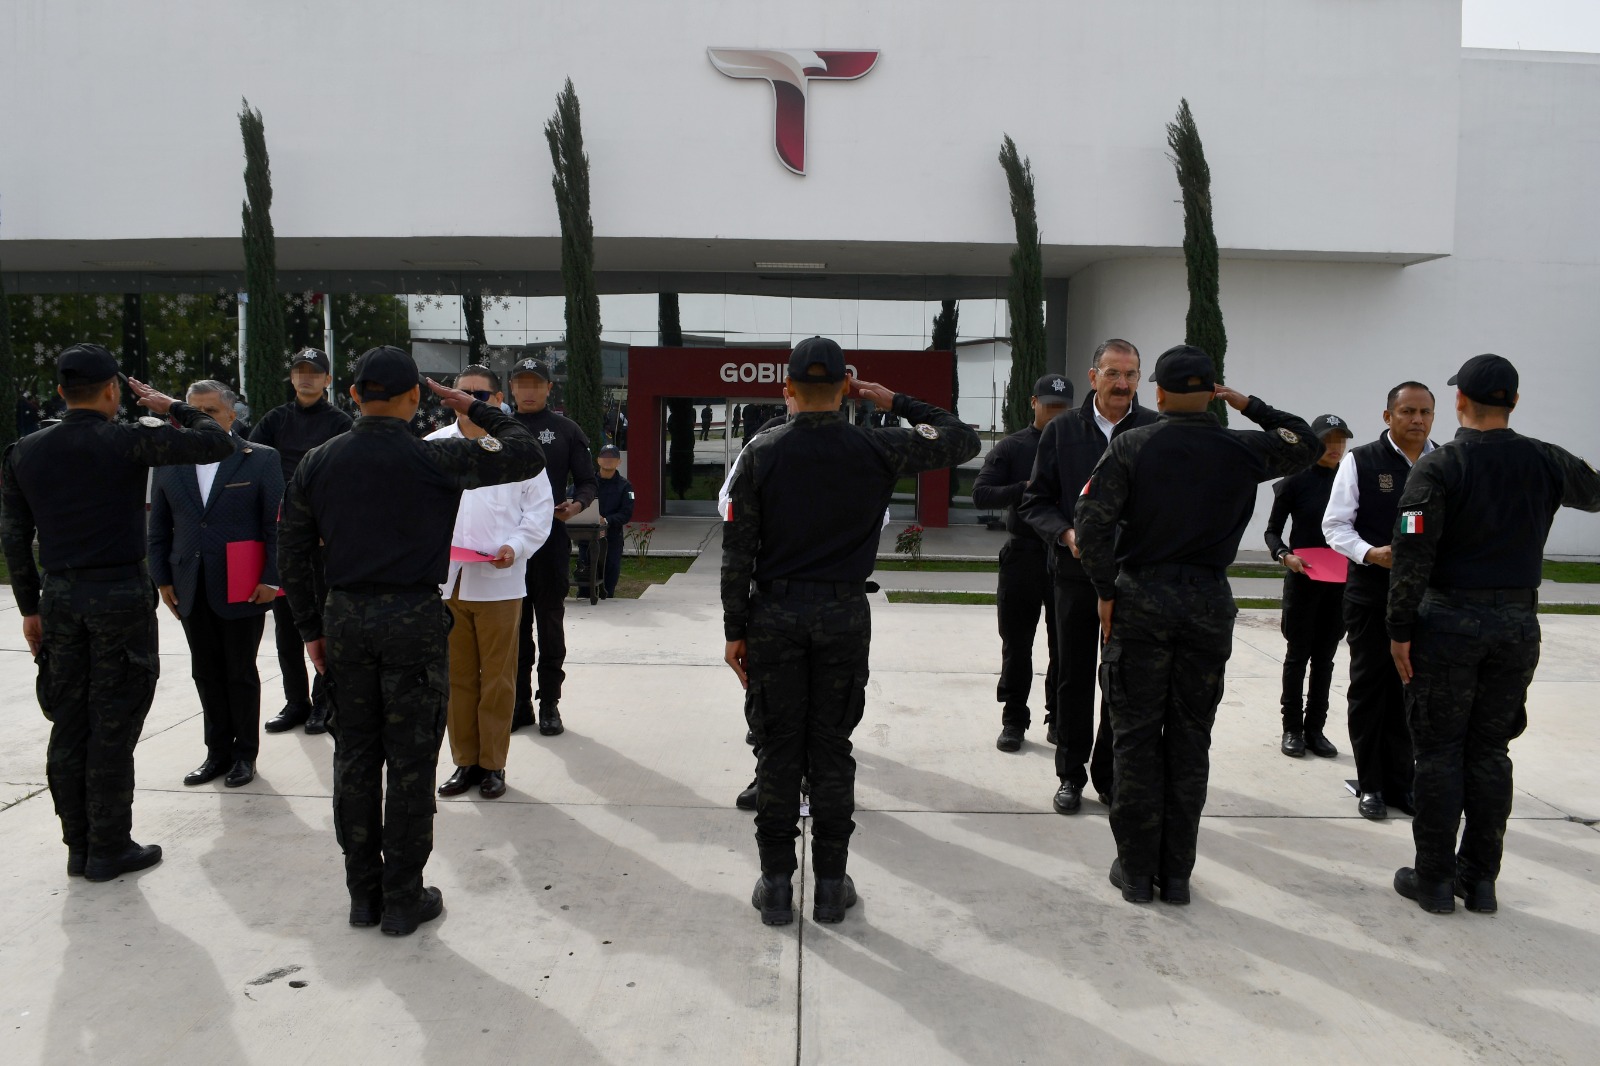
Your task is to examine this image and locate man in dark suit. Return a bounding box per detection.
[149,380,285,789]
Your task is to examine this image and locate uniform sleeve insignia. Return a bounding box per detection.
[1276,427,1300,445]
[478,435,504,452]
[138,415,164,428]
[915,423,939,440]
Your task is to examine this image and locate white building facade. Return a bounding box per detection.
[2,1,1596,550]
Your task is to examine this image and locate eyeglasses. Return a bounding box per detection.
[467,390,494,402]
[1094,369,1137,382]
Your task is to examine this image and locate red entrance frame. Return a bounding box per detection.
[627,347,956,526]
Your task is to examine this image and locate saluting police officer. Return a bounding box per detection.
[972,373,1070,753]
[278,346,544,935]
[507,356,598,736]
[1387,354,1600,915]
[1075,345,1321,905]
[723,336,979,926]
[1,344,234,881]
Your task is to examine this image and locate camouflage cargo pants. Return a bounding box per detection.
[324,589,452,909]
[36,572,159,853]
[1101,568,1236,881]
[1405,590,1538,885]
[744,585,871,879]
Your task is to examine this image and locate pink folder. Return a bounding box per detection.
[225,540,276,602]
[450,546,497,563]
[1296,547,1348,584]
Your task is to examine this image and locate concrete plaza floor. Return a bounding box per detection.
[2,557,1598,1064]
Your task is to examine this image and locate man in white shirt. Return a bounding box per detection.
[428,367,554,799]
[1322,381,1436,821]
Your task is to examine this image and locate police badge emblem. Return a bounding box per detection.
[1378,473,1394,492]
[538,429,556,445]
[1276,427,1300,445]
[138,415,164,428]
[915,423,939,440]
[479,436,503,452]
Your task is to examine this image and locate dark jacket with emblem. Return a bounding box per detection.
[148,431,285,621]
[1,404,234,614]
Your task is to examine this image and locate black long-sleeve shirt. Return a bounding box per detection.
[279,400,544,640]
[1075,397,1323,601]
[971,424,1042,538]
[1264,464,1336,561]
[249,396,353,483]
[721,393,980,641]
[2,404,233,614]
[515,407,598,509]
[596,472,635,528]
[1387,427,1600,641]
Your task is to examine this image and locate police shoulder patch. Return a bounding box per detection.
[478,435,503,452]
[1276,427,1300,445]
[915,423,939,440]
[138,415,164,428]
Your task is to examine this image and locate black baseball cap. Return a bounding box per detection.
[510,358,552,381]
[788,336,848,384]
[1449,354,1518,407]
[351,345,420,401]
[1310,414,1354,439]
[1149,345,1216,393]
[597,444,621,459]
[57,343,122,387]
[1033,374,1073,406]
[290,348,330,374]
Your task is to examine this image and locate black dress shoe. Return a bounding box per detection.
[1046,722,1058,745]
[479,769,507,799]
[996,725,1024,753]
[1109,858,1153,904]
[1394,867,1454,914]
[84,841,163,882]
[538,702,564,736]
[812,874,857,923]
[736,780,758,810]
[184,758,229,786]
[304,702,330,735]
[1096,791,1113,807]
[1052,781,1082,815]
[224,760,255,788]
[510,701,534,733]
[1156,875,1191,905]
[349,894,383,927]
[752,873,794,925]
[745,730,757,746]
[1281,731,1306,757]
[381,886,444,936]
[1305,732,1338,758]
[264,703,310,734]
[1358,792,1388,820]
[67,845,88,878]
[1455,877,1497,913]
[1388,790,1417,816]
[438,765,483,797]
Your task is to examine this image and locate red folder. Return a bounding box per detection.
[1296,547,1348,584]
[225,540,283,602]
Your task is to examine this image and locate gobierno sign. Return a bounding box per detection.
[626,346,956,526]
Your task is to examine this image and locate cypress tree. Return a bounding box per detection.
[1166,98,1228,423]
[462,294,487,364]
[660,293,696,499]
[999,136,1045,432]
[0,264,16,444]
[930,298,960,420]
[545,79,603,451]
[240,100,288,414]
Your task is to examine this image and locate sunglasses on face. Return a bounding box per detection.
[467,390,494,402]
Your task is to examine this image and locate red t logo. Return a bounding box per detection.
[708,48,880,175]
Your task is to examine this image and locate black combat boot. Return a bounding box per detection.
[752,873,794,925]
[381,886,445,935]
[1109,858,1153,904]
[538,701,564,736]
[84,841,163,882]
[1393,867,1454,914]
[812,874,857,923]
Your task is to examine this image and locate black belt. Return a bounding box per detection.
[1122,563,1226,583]
[1005,536,1046,553]
[756,578,870,600]
[47,563,145,582]
[331,582,440,596]
[1434,587,1538,606]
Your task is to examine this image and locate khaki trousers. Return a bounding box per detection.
[445,593,523,772]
